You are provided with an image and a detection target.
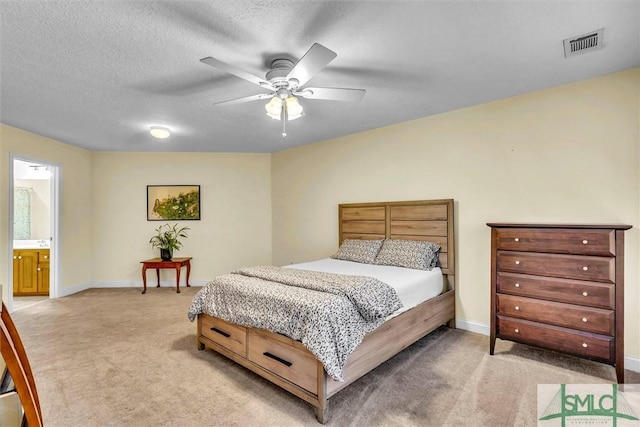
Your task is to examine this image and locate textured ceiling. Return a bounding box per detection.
[1,1,638,153]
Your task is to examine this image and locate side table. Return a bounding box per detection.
[140,257,192,294]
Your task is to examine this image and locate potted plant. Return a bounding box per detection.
[149,223,190,261]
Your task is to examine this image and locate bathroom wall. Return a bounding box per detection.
[14,178,50,240]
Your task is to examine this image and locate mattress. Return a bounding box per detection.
[285,258,444,316]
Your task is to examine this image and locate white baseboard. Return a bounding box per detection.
[56,280,205,297]
[454,317,640,374]
[625,355,640,373]
[454,318,490,336]
[89,280,207,289]
[57,281,93,297]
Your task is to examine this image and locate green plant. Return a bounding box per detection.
[149,223,190,252]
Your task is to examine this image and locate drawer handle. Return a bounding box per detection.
[514,238,519,242]
[263,352,293,367]
[18,256,22,260]
[582,317,588,323]
[210,327,231,338]
[583,240,588,244]
[514,283,520,288]
[514,328,519,333]
[44,255,48,259]
[515,305,520,311]
[13,256,17,259]
[515,260,520,265]
[37,267,41,271]
[582,343,588,348]
[582,291,588,297]
[583,266,588,271]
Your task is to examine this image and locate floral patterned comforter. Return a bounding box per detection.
[188,266,403,381]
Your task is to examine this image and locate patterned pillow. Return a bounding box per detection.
[374,239,441,270]
[331,239,385,264]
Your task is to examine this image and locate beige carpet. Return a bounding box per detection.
[10,288,639,427]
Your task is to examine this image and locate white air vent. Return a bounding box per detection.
[563,29,604,58]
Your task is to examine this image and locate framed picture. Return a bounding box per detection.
[147,185,200,221]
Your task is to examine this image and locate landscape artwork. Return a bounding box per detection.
[147,185,200,221]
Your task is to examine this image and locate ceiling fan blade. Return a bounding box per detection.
[201,57,274,90]
[287,43,337,87]
[213,93,273,106]
[296,87,365,102]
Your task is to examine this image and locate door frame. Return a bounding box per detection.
[8,154,61,312]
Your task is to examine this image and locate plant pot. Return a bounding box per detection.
[160,248,173,261]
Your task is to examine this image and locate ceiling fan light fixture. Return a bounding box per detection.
[150,126,171,139]
[285,96,303,120]
[264,95,304,121]
[265,96,283,120]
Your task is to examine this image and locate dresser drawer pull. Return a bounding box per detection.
[13,256,17,259]
[583,266,588,271]
[18,256,22,260]
[514,283,520,288]
[582,343,588,348]
[514,238,519,242]
[210,327,231,338]
[582,317,588,323]
[583,240,588,244]
[43,255,49,259]
[514,328,519,333]
[263,352,293,367]
[37,267,41,271]
[515,305,520,311]
[515,260,520,265]
[582,291,588,297]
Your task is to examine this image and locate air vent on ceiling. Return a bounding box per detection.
[563,28,604,58]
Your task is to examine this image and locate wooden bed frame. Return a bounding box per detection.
[196,199,456,423]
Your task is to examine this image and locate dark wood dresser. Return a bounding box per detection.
[487,223,632,383]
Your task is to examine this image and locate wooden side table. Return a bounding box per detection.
[140,257,192,294]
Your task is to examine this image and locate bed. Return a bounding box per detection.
[191,199,455,423]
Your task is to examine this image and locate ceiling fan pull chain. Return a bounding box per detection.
[281,102,288,137]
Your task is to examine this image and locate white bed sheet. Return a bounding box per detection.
[285,258,444,316]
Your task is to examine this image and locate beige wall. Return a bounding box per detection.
[1,128,272,300]
[90,152,272,285]
[0,124,93,301]
[271,69,640,358]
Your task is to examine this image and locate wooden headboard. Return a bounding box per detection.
[338,199,455,277]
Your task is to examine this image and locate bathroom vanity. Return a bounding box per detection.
[12,241,50,296]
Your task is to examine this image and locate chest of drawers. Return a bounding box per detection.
[487,223,631,383]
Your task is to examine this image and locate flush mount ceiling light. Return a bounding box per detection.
[150,126,171,139]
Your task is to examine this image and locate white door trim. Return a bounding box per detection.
[8,154,61,312]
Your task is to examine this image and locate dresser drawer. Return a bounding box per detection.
[248,330,318,394]
[496,251,615,283]
[200,315,247,357]
[497,316,613,362]
[494,228,615,256]
[496,294,614,335]
[496,272,614,309]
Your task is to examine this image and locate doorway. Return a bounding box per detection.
[8,156,60,313]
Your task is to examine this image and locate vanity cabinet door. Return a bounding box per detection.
[12,250,38,294]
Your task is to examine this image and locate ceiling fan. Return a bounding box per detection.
[200,43,365,137]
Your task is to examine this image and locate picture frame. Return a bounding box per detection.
[147,185,200,221]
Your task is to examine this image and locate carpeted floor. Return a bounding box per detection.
[12,295,49,311]
[10,287,639,426]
